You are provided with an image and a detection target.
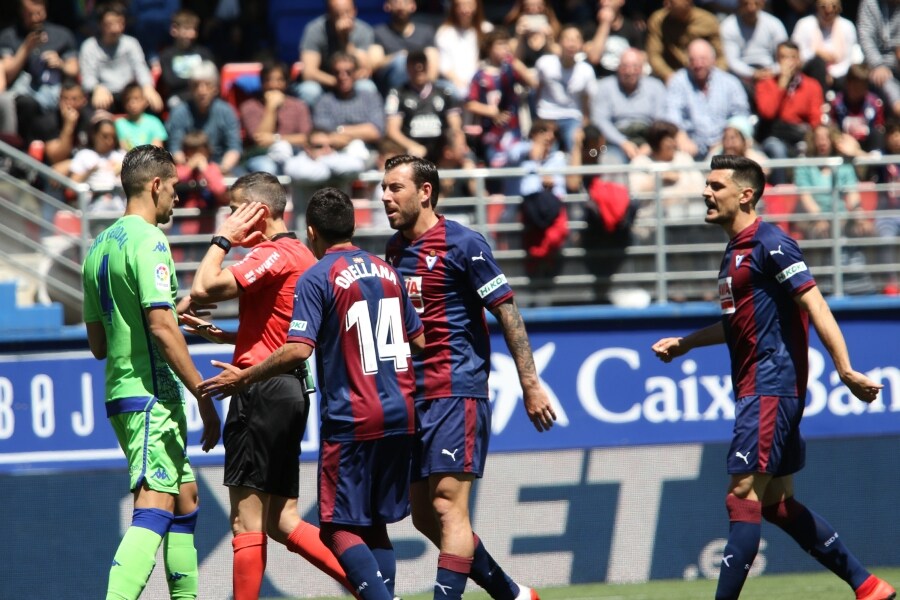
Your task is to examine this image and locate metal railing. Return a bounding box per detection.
[1,144,898,322]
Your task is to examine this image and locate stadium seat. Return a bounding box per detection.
[220,62,262,111]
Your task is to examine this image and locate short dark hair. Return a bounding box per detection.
[98,1,126,20]
[646,120,678,152]
[710,154,766,206]
[231,171,288,219]
[260,59,289,83]
[407,49,428,66]
[121,145,175,198]
[480,27,511,60]
[307,187,355,243]
[384,154,440,208]
[121,81,143,100]
[776,40,800,54]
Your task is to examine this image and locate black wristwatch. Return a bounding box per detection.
[210,235,232,252]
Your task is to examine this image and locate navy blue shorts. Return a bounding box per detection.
[412,396,490,481]
[727,395,806,476]
[318,434,413,526]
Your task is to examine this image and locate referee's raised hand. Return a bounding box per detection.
[217,201,268,248]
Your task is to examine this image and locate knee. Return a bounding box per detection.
[761,497,802,527]
[432,495,468,528]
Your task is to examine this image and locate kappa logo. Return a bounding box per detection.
[472,251,485,261]
[152,242,168,253]
[168,572,187,582]
[442,448,459,462]
[770,244,784,256]
[735,450,751,465]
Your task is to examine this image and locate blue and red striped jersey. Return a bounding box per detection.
[717,218,816,399]
[287,246,424,442]
[385,216,514,401]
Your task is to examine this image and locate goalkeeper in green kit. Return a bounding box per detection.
[82,144,221,599]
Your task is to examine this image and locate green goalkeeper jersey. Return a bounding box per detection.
[82,215,183,404]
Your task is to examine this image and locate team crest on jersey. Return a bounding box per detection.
[718,276,735,314]
[735,253,745,268]
[404,276,424,313]
[425,250,438,271]
[154,263,170,291]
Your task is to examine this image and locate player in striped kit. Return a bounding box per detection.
[652,155,894,600]
[200,187,424,600]
[382,155,557,600]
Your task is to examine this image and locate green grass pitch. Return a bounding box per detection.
[285,567,900,600]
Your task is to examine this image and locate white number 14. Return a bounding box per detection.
[345,297,412,374]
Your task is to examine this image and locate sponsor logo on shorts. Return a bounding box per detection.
[775,261,807,283]
[477,274,507,299]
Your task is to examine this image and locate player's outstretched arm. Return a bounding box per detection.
[198,341,313,400]
[146,306,221,451]
[795,286,883,403]
[490,299,557,432]
[652,322,726,363]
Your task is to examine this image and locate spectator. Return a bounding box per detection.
[665,38,750,159]
[78,2,163,114]
[706,115,770,177]
[371,0,439,95]
[533,25,595,152]
[283,129,366,234]
[173,130,227,238]
[68,116,126,215]
[646,0,727,83]
[115,81,167,150]
[156,8,214,109]
[794,123,870,238]
[873,119,900,294]
[772,0,816,33]
[590,47,667,164]
[504,0,561,69]
[583,0,645,79]
[572,124,637,303]
[756,40,825,184]
[0,66,11,138]
[45,77,94,168]
[507,119,570,281]
[858,0,900,117]
[312,52,384,168]
[629,119,707,218]
[166,60,242,174]
[464,28,538,167]
[0,0,79,144]
[720,0,788,104]
[791,0,859,92]
[239,60,312,175]
[831,63,886,153]
[127,0,179,64]
[385,49,465,163]
[435,0,494,100]
[296,0,377,107]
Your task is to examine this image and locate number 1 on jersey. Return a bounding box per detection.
[345,297,412,373]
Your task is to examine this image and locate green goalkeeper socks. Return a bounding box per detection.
[164,531,199,599]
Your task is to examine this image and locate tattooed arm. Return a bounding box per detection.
[489,298,557,432]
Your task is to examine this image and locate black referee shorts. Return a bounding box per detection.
[223,371,311,498]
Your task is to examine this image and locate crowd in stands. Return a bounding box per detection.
[0,0,898,297]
